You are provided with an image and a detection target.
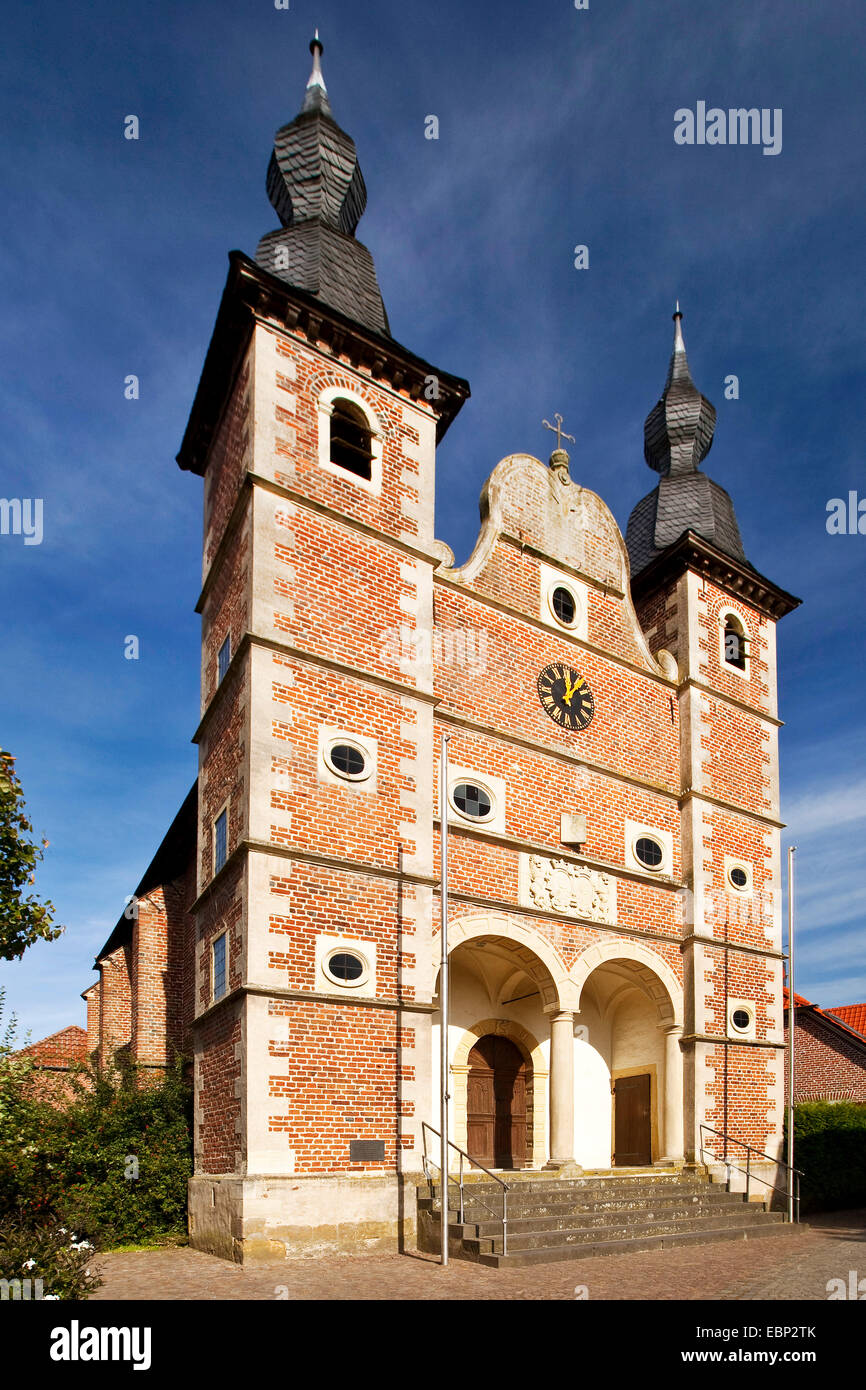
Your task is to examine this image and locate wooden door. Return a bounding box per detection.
[467,1036,527,1169]
[613,1072,652,1166]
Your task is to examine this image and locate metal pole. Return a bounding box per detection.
[439,733,450,1265]
[787,845,796,1223]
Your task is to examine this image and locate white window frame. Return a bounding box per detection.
[728,998,756,1040]
[316,386,384,496]
[317,727,378,794]
[538,562,588,640]
[315,933,377,999]
[719,606,751,680]
[725,856,754,897]
[446,766,506,833]
[625,819,673,876]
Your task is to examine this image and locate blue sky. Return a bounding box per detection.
[1,0,864,1040]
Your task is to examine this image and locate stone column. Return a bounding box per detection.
[547,1010,576,1165]
[662,1024,684,1160]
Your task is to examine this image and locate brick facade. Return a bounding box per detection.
[72,48,807,1261]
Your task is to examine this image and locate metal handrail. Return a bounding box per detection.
[699,1123,804,1222]
[421,1121,510,1255]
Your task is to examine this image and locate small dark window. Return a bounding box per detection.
[452,782,492,820]
[213,934,227,1001]
[330,743,366,778]
[732,1008,751,1031]
[218,635,231,684]
[635,836,663,869]
[723,617,747,670]
[552,586,576,626]
[729,865,749,890]
[214,809,228,873]
[330,399,372,480]
[328,952,364,982]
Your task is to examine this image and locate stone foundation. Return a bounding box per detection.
[188,1173,422,1263]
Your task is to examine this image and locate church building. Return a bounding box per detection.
[80,35,800,1261]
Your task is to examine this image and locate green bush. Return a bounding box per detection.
[0,1001,193,1249]
[0,1211,103,1300]
[786,1102,866,1213]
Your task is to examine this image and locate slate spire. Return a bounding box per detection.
[255,34,390,336]
[643,305,717,476]
[626,307,746,576]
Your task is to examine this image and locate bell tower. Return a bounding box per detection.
[177,34,468,1261]
[627,309,800,1175]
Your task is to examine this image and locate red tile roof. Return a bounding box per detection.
[784,989,866,1045]
[19,1025,87,1069]
[826,1003,866,1038]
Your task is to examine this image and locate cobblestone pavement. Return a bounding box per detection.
[90,1210,866,1301]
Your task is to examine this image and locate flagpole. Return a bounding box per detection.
[439,732,450,1266]
[786,845,796,1222]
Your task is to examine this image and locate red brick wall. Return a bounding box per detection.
[786,1013,866,1102]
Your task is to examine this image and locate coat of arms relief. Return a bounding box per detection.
[520,853,617,925]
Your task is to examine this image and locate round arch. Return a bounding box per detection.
[439,912,574,1012]
[570,937,683,1028]
[451,1018,548,1168]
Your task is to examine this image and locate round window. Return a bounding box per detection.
[326,951,365,984]
[551,585,577,627]
[635,836,664,870]
[325,739,371,781]
[731,1008,752,1032]
[451,782,493,821]
[729,865,749,890]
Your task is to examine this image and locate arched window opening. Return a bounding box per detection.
[723,615,748,671]
[330,398,373,480]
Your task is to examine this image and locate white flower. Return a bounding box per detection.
[22,1259,36,1270]
[43,1294,59,1301]
[57,1227,67,1235]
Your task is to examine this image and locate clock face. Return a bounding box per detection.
[537,662,594,731]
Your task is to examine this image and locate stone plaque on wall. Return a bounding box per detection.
[520,853,617,925]
[349,1140,385,1162]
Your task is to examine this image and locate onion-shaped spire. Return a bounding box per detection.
[643,305,716,476]
[255,33,390,336]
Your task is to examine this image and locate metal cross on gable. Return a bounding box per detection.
[542,413,575,451]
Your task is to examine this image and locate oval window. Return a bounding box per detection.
[325,739,371,782]
[729,865,749,891]
[731,1008,752,1032]
[634,836,664,870]
[451,782,493,821]
[326,951,365,984]
[551,585,576,626]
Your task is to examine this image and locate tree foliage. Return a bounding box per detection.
[0,749,63,960]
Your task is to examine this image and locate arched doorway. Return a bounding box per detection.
[466,1035,528,1169]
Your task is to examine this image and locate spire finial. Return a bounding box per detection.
[673,300,685,353]
[307,30,326,92]
[301,29,332,115]
[543,412,575,477]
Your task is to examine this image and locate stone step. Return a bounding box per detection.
[462,1202,773,1237]
[429,1178,719,1206]
[442,1189,750,1220]
[471,1221,798,1268]
[464,1208,783,1255]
